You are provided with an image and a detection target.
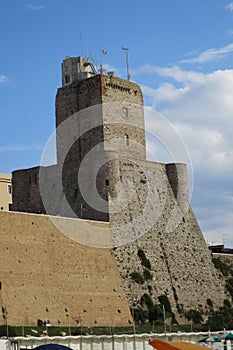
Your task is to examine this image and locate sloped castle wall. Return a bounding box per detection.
[108,159,227,318]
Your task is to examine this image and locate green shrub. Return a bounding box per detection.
[130,271,144,284]
[226,278,233,299]
[206,298,213,307]
[185,309,203,324]
[0,325,16,337]
[148,304,163,323]
[143,269,152,281]
[37,319,43,327]
[131,306,148,323]
[224,299,231,308]
[158,294,172,313]
[212,258,232,276]
[137,249,151,270]
[147,285,153,292]
[140,293,154,310]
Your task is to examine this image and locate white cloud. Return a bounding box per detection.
[143,83,188,105]
[199,207,233,246]
[142,65,233,247]
[180,43,233,64]
[149,66,205,84]
[226,2,233,11]
[142,68,233,127]
[0,75,9,84]
[26,4,45,11]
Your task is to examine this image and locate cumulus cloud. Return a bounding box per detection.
[142,68,233,126]
[140,64,233,247]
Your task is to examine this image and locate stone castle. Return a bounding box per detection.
[1,56,228,326]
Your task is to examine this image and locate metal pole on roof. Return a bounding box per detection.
[122,47,130,80]
[80,33,83,57]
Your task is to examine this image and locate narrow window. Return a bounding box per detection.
[65,75,70,84]
[123,107,128,118]
[105,179,109,186]
[7,185,12,194]
[74,189,78,199]
[34,174,37,185]
[124,134,129,146]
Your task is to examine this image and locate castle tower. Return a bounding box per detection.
[56,56,146,164]
[11,55,228,324]
[53,57,147,220]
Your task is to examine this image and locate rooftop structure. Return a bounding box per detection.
[0,173,12,211]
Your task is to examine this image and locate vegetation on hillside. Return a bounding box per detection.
[128,255,233,332]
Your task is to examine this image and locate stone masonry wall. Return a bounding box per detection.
[0,211,132,327]
[12,167,44,214]
[108,159,227,319]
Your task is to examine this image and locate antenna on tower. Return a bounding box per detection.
[80,33,83,57]
[122,47,130,80]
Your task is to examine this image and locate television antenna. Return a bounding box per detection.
[85,51,105,75]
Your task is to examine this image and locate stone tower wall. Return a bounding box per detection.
[55,75,146,165]
[12,167,43,214]
[107,159,227,317]
[165,163,189,211]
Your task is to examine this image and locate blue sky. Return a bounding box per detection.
[1,0,233,247]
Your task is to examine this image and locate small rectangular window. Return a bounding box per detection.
[65,75,70,84]
[105,179,109,186]
[124,134,129,146]
[7,185,12,194]
[123,107,128,118]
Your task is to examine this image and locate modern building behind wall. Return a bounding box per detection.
[0,174,12,211]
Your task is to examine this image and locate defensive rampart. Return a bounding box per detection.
[0,211,132,327]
